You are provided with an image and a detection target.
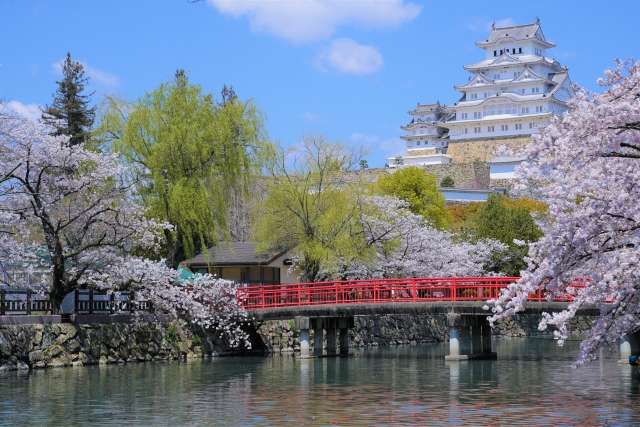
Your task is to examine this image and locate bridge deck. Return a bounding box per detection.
[249,301,598,321]
[238,277,593,320]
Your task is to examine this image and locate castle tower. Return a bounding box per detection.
[445,19,573,168]
[388,103,451,168]
[390,20,573,189]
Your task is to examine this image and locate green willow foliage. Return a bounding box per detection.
[255,138,369,282]
[98,71,271,265]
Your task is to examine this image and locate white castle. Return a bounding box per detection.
[390,19,573,176]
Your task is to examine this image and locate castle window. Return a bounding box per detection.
[522,107,529,114]
[519,47,522,53]
[474,127,481,134]
[488,126,495,132]
[501,124,508,131]
[529,122,535,129]
[536,105,544,113]
[493,50,497,56]
[474,112,482,119]
[461,112,468,119]
[515,123,523,130]
[464,128,468,134]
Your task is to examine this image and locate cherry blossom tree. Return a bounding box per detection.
[0,110,250,346]
[489,60,640,364]
[322,196,503,279]
[0,109,165,304]
[83,258,251,347]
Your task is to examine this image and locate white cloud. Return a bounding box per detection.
[3,100,41,121]
[468,17,515,32]
[52,59,120,88]
[207,0,421,43]
[315,38,383,75]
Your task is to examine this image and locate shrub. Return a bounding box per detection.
[440,176,455,187]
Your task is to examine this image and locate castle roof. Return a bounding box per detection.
[476,19,555,48]
[454,65,553,90]
[464,53,561,71]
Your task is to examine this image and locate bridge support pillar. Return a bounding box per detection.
[296,316,311,359]
[445,313,496,361]
[312,318,324,357]
[294,316,353,358]
[325,319,338,357]
[619,331,640,364]
[338,317,353,357]
[481,316,493,354]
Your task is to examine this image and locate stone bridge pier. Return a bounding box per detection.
[295,316,354,358]
[445,313,496,361]
[619,330,640,363]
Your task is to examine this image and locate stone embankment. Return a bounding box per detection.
[0,313,595,370]
[0,320,234,372]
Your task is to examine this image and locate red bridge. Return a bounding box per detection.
[237,277,594,361]
[236,276,580,311]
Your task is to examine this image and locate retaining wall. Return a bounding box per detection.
[0,320,239,372]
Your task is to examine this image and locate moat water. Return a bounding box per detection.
[1,338,638,426]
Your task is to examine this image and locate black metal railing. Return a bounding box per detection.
[0,288,151,315]
[71,289,151,314]
[0,289,52,315]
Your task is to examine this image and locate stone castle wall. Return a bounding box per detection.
[447,136,531,163]
[423,162,490,189]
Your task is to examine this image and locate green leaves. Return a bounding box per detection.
[101,73,270,265]
[255,137,369,282]
[42,52,95,147]
[470,194,544,275]
[375,166,449,229]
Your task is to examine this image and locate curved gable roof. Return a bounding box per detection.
[476,20,555,48]
[183,241,288,266]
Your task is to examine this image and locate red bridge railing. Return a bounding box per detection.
[239,277,496,310]
[237,277,583,311]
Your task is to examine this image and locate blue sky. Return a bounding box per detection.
[3,1,640,167]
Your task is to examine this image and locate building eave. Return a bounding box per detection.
[453,93,552,107]
[455,77,553,91]
[387,154,451,161]
[475,39,555,49]
[445,112,553,126]
[464,55,560,71]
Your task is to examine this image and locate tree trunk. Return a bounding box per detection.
[37,210,69,312]
[302,257,320,283]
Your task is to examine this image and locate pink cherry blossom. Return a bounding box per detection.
[489,60,640,364]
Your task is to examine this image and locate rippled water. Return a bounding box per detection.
[1,338,639,426]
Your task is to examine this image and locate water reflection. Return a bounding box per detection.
[0,338,639,426]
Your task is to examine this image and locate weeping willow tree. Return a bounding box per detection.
[255,137,370,282]
[96,70,271,266]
